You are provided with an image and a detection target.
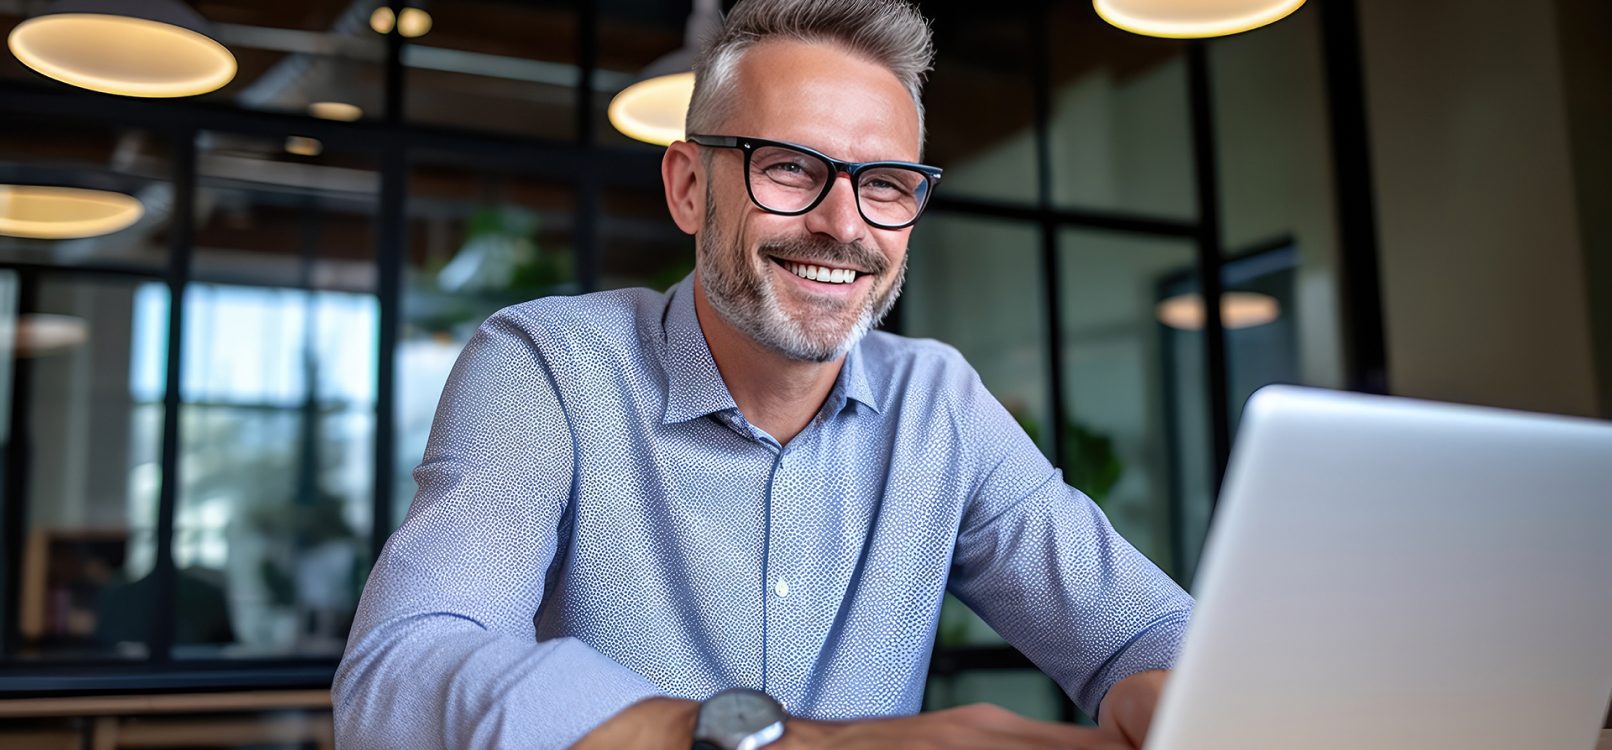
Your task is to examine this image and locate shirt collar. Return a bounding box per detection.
[661,275,738,425]
[659,274,882,425]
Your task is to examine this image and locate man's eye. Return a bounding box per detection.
[765,163,804,175]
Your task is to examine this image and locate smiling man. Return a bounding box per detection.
[332,2,1192,749]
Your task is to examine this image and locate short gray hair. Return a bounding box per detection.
[686,0,935,149]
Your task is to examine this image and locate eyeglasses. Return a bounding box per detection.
[687,134,943,230]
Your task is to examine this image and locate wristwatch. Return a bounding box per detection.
[690,687,788,750]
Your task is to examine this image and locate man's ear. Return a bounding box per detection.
[662,141,705,236]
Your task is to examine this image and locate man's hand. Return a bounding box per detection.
[572,698,1142,750]
[777,703,1135,749]
[1097,669,1171,748]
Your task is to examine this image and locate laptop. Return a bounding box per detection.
[1146,385,1612,750]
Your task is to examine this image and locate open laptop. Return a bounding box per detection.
[1146,386,1612,750]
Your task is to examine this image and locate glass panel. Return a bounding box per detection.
[1045,1,1196,220]
[173,284,376,658]
[404,2,579,140]
[925,669,1065,722]
[1209,2,1346,392]
[597,182,694,292]
[394,159,577,526]
[1156,245,1299,585]
[1058,229,1211,585]
[192,131,378,290]
[3,273,168,660]
[0,118,172,271]
[594,0,688,151]
[922,7,1038,204]
[904,215,1052,456]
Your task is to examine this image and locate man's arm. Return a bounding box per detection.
[944,366,1194,724]
[332,311,661,749]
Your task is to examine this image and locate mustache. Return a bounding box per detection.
[759,236,889,276]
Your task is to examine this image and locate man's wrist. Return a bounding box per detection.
[570,696,700,749]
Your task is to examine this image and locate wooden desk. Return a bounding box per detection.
[1599,728,1612,750]
[0,690,332,750]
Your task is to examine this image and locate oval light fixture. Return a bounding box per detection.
[0,184,145,239]
[1094,0,1306,39]
[309,101,364,121]
[7,0,236,97]
[284,136,324,157]
[1156,291,1281,331]
[608,0,719,146]
[14,313,91,358]
[608,71,696,147]
[370,6,433,38]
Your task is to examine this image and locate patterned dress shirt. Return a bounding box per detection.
[333,274,1194,749]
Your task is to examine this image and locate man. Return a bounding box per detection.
[333,1,1193,748]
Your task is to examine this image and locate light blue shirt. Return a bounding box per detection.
[333,275,1193,749]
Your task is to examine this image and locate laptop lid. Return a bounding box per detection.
[1146,386,1612,750]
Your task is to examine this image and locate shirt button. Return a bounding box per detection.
[774,579,789,598]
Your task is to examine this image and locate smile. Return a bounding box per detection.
[771,257,860,285]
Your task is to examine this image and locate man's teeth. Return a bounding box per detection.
[785,262,858,284]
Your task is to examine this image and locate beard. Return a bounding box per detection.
[696,193,907,363]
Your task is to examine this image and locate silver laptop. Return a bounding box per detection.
[1147,386,1612,750]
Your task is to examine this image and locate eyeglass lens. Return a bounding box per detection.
[747,144,929,227]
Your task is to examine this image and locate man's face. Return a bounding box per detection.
[696,40,921,363]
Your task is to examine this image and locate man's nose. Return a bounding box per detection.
[802,172,867,245]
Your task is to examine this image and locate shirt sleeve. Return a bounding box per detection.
[944,364,1194,720]
[332,310,661,749]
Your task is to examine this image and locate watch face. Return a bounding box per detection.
[694,688,787,750]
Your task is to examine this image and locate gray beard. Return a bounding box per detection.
[696,196,906,363]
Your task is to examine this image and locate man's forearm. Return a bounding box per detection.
[1097,669,1171,748]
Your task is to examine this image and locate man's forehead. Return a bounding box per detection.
[724,39,921,162]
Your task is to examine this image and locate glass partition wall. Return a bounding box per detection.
[0,0,1368,717]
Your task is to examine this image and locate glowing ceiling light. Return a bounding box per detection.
[608,0,719,146]
[370,6,433,38]
[6,0,236,97]
[609,72,696,147]
[285,136,324,157]
[0,184,144,239]
[1094,0,1306,39]
[1156,291,1281,331]
[13,314,90,358]
[309,101,363,121]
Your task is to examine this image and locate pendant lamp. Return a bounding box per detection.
[1156,291,1280,331]
[1094,0,1306,39]
[608,0,721,146]
[7,0,236,97]
[0,184,145,240]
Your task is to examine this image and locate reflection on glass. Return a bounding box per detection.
[395,161,577,527]
[1059,229,1208,583]
[192,131,378,290]
[1158,243,1299,583]
[905,215,1052,456]
[196,3,385,120]
[921,7,1037,204]
[925,669,1064,722]
[0,119,172,270]
[162,285,376,658]
[404,2,580,139]
[1209,2,1345,391]
[1046,1,1195,219]
[3,274,167,660]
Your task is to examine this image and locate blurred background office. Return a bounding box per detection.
[0,0,1607,746]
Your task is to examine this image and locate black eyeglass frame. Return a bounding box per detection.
[686,134,944,230]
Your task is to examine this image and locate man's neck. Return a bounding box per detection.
[692,280,843,446]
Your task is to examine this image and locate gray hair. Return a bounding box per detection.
[685,0,935,149]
